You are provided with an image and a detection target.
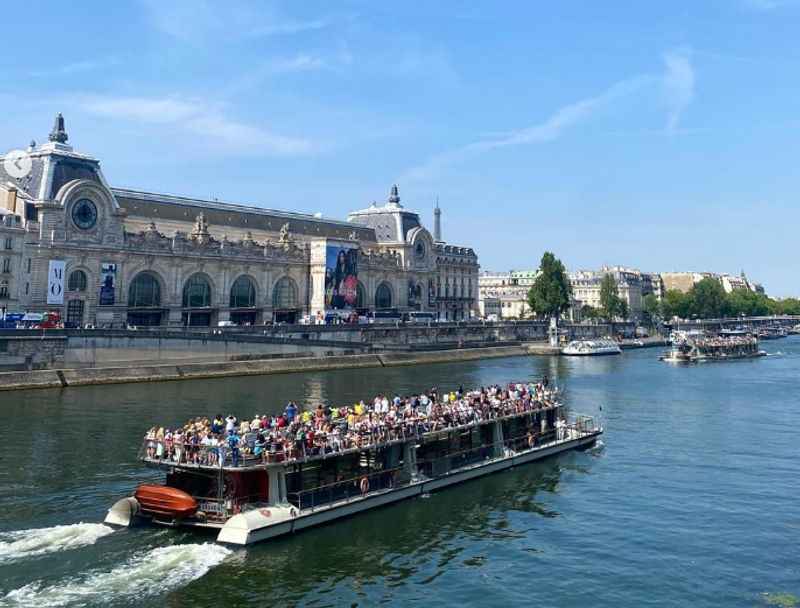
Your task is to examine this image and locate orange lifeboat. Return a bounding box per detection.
[135,484,198,519]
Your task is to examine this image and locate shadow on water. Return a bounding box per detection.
[169,454,589,608]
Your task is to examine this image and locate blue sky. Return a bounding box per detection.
[1,1,798,295]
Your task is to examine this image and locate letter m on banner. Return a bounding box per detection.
[47,260,65,305]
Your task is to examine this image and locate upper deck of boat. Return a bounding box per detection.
[140,400,563,473]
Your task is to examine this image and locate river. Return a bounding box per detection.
[1,339,798,607]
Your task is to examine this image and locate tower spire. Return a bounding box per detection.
[434,196,442,242]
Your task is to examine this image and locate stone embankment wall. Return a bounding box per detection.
[0,346,529,391]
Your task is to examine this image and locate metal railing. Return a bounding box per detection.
[140,400,564,470]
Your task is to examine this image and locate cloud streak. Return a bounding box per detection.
[663,47,695,133]
[400,76,651,183]
[77,95,314,156]
[140,0,328,42]
[401,49,697,182]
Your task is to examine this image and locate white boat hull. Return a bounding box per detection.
[217,431,601,545]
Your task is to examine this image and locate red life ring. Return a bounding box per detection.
[360,476,369,495]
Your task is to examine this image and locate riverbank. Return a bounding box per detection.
[0,338,670,391]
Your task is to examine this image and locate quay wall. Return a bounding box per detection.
[0,345,532,391]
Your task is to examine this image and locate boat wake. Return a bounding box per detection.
[0,523,115,564]
[3,543,231,607]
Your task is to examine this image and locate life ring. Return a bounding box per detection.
[359,476,369,495]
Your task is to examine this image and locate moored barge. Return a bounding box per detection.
[105,383,602,546]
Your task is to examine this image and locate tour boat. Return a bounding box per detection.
[660,333,766,363]
[105,387,602,546]
[757,326,788,340]
[562,339,622,356]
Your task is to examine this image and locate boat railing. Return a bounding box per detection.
[140,401,565,470]
[287,464,409,513]
[290,417,600,513]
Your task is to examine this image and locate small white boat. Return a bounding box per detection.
[562,339,622,356]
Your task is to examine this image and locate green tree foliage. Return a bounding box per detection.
[689,277,729,319]
[527,252,572,320]
[598,273,627,320]
[581,304,599,320]
[642,294,661,324]
[726,288,771,317]
[661,289,691,320]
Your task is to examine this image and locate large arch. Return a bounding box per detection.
[182,272,214,326]
[375,282,393,309]
[229,274,259,325]
[356,281,367,309]
[67,269,88,292]
[230,275,257,308]
[182,273,213,308]
[129,271,162,308]
[127,271,164,327]
[272,276,298,309]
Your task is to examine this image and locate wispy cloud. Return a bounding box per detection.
[662,47,695,133]
[265,54,325,74]
[30,57,121,78]
[140,0,328,42]
[77,95,314,156]
[400,76,651,183]
[741,0,795,10]
[401,49,697,182]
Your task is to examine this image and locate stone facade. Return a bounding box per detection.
[478,270,538,319]
[570,265,644,321]
[0,116,479,327]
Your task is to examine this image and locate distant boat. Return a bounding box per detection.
[562,339,622,356]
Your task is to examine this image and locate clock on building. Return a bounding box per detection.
[72,198,98,230]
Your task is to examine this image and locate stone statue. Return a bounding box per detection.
[278,222,291,244]
[49,113,69,144]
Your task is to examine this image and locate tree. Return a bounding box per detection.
[661,289,691,320]
[618,298,629,320]
[642,294,661,325]
[689,277,729,319]
[727,288,770,317]
[581,304,600,321]
[599,273,625,320]
[527,252,572,320]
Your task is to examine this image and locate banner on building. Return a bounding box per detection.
[99,262,117,306]
[325,244,359,310]
[47,260,65,305]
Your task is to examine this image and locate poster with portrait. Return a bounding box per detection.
[47,260,65,305]
[325,243,359,310]
[99,262,117,306]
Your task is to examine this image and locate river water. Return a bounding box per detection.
[1,339,798,607]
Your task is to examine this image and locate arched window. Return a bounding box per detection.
[68,270,87,292]
[128,272,161,308]
[375,283,393,309]
[272,277,297,309]
[356,282,366,308]
[183,273,212,308]
[230,275,256,308]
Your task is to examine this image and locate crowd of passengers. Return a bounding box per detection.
[143,380,561,467]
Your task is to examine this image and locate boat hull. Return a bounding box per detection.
[216,430,601,545]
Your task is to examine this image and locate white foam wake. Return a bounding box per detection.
[4,543,231,607]
[0,523,115,563]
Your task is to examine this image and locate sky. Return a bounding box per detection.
[1,1,798,296]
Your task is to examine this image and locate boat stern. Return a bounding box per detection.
[216,505,298,545]
[104,496,140,527]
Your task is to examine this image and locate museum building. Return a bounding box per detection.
[0,115,479,327]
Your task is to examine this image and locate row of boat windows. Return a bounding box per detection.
[285,412,555,500]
